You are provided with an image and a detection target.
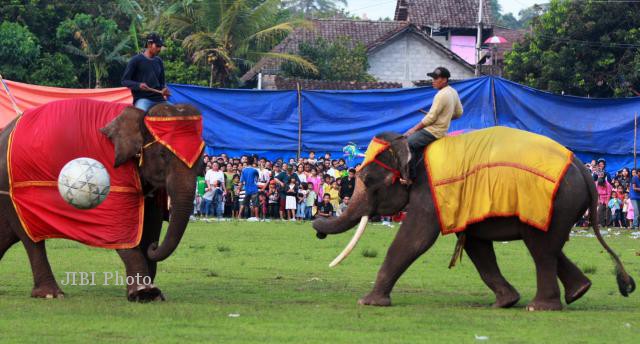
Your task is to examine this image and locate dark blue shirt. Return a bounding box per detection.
[240,167,260,196]
[630,175,640,200]
[121,53,165,103]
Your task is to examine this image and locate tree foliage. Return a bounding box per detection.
[281,36,375,82]
[283,0,347,17]
[29,53,80,87]
[56,13,130,88]
[163,0,316,87]
[0,1,328,88]
[0,21,41,81]
[503,0,640,97]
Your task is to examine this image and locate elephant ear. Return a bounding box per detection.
[100,107,145,168]
[389,136,411,182]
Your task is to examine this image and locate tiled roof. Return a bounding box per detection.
[241,19,473,82]
[493,26,528,60]
[274,76,403,90]
[394,0,494,29]
[241,19,409,82]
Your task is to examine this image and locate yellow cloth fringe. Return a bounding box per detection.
[357,137,390,172]
[425,126,573,234]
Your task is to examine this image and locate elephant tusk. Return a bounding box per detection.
[329,216,369,268]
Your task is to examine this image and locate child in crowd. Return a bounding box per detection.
[237,187,246,219]
[285,177,298,221]
[212,181,224,220]
[308,151,317,164]
[317,194,334,218]
[337,196,349,216]
[258,192,268,221]
[623,192,633,228]
[305,182,317,220]
[231,174,241,218]
[267,181,280,219]
[626,194,635,229]
[296,183,309,221]
[322,174,333,197]
[307,168,322,202]
[608,191,623,227]
[202,183,214,219]
[328,181,340,212]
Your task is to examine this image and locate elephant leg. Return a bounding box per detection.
[22,240,64,298]
[464,237,520,308]
[116,248,164,302]
[0,221,19,261]
[140,197,163,282]
[359,209,439,307]
[557,252,591,304]
[521,229,563,311]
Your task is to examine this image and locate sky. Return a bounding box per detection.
[344,0,542,20]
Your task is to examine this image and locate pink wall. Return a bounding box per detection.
[450,36,476,64]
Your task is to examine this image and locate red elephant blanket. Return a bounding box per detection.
[8,99,144,249]
[424,126,573,235]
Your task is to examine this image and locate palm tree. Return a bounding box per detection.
[163,0,317,87]
[283,0,348,17]
[56,14,130,88]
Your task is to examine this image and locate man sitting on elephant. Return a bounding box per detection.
[122,33,170,112]
[402,67,463,182]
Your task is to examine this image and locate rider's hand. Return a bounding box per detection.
[162,87,171,98]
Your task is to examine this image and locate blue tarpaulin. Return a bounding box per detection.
[168,77,640,172]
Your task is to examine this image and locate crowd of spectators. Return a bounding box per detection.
[194,154,638,229]
[194,152,358,222]
[583,158,640,229]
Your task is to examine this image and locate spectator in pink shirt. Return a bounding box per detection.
[596,171,613,226]
[307,167,323,202]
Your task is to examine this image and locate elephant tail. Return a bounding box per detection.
[581,160,635,296]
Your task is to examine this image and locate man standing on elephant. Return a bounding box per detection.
[403,67,463,182]
[122,33,170,112]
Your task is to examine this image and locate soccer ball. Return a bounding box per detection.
[57,158,111,210]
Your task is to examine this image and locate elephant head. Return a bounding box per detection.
[100,103,204,262]
[313,132,411,265]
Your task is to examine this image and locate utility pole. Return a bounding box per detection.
[475,0,483,77]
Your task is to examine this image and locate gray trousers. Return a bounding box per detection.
[408,130,437,157]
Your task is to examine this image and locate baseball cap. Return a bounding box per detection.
[427,67,451,79]
[146,33,164,47]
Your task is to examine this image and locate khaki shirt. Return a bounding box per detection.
[421,85,463,138]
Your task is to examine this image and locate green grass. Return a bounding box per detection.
[0,222,639,343]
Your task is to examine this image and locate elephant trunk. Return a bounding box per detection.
[313,178,370,236]
[146,177,195,262]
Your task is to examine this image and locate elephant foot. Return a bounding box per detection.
[358,293,391,307]
[565,280,591,305]
[127,284,165,303]
[31,285,65,299]
[525,300,562,311]
[492,290,520,308]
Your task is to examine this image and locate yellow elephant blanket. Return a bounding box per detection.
[424,126,573,235]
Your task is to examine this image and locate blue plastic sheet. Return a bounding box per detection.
[300,77,494,152]
[493,77,640,172]
[168,77,640,172]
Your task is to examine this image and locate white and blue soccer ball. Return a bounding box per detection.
[57,158,111,210]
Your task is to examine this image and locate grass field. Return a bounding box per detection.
[0,221,639,343]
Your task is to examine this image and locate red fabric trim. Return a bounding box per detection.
[373,158,401,182]
[441,211,550,235]
[144,116,204,168]
[358,137,391,172]
[425,144,575,235]
[433,161,557,187]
